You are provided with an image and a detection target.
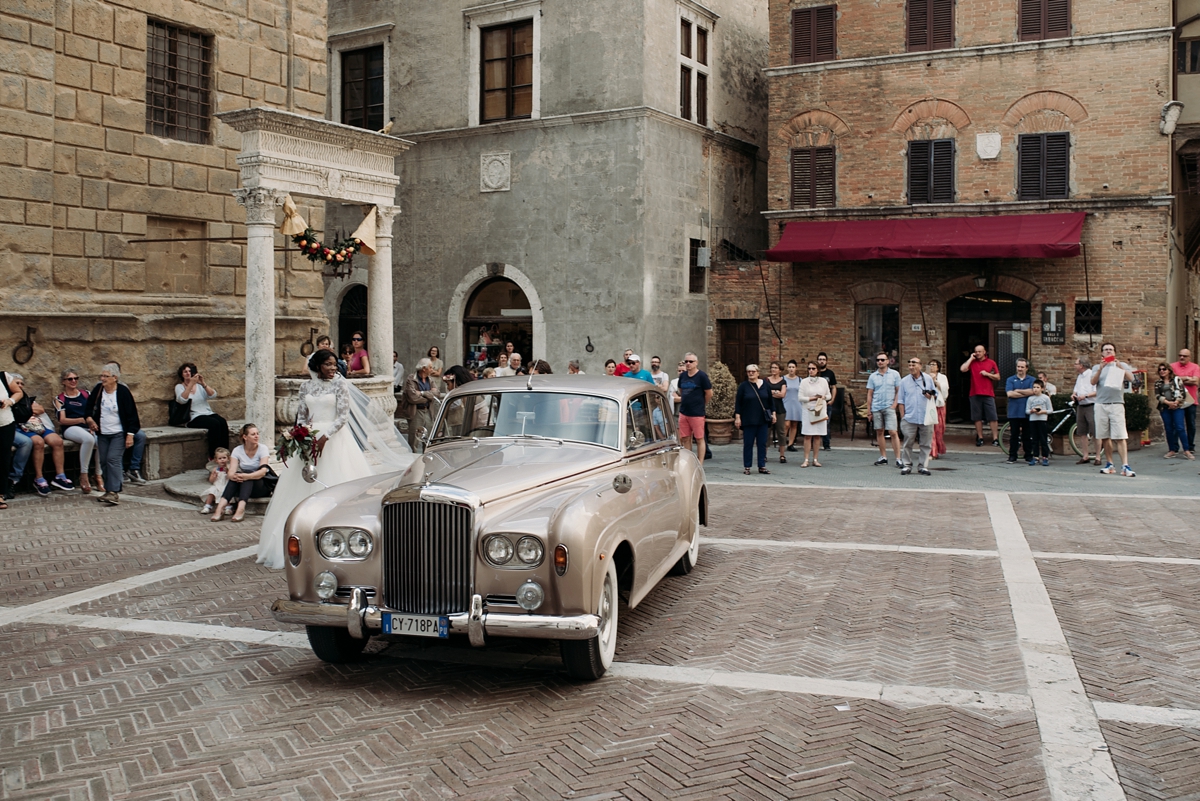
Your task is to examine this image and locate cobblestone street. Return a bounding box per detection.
[2,453,1198,800]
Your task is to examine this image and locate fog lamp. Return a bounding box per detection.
[315,571,338,600]
[516,580,545,611]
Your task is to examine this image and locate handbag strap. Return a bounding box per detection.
[750,380,771,416]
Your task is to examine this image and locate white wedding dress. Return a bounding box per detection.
[256,380,373,569]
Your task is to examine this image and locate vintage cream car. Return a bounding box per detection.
[272,375,707,680]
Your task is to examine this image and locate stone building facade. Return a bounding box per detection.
[325,0,769,375]
[1,0,330,424]
[709,0,1179,420]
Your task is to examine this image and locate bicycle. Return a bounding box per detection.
[996,401,1083,458]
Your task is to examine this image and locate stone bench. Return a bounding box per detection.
[163,468,271,515]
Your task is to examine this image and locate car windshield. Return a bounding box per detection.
[429,391,623,449]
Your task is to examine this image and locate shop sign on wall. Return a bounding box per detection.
[1041,303,1066,345]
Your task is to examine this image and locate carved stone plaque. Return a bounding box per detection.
[976,132,1002,160]
[480,152,511,192]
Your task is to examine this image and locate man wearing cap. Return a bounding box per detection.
[623,355,653,383]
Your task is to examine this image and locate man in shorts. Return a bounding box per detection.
[1169,348,1199,457]
[960,344,1000,447]
[674,352,712,460]
[1090,342,1136,477]
[1070,356,1099,464]
[866,351,902,467]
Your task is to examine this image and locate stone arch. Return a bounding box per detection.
[1002,91,1088,132]
[446,263,545,370]
[849,280,907,304]
[778,109,851,148]
[890,99,971,139]
[936,273,1039,302]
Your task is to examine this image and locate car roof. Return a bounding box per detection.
[446,374,666,402]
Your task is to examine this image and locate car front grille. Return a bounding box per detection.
[382,501,473,614]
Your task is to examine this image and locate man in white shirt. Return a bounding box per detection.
[392,351,405,391]
[667,359,684,416]
[1070,357,1098,464]
[649,356,670,393]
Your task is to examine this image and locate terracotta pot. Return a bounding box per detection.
[706,418,734,445]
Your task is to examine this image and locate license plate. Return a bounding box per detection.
[383,613,449,638]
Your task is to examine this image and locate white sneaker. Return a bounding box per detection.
[1121,465,1136,478]
[1099,463,1115,475]
[200,504,213,515]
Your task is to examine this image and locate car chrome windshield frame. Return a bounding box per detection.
[428,389,625,451]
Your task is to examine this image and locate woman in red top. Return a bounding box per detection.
[347,330,371,377]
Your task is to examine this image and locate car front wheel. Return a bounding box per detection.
[307,625,369,663]
[669,502,701,576]
[560,558,618,680]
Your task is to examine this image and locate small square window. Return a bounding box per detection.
[1075,301,1102,336]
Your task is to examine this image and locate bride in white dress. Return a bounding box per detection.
[256,349,412,569]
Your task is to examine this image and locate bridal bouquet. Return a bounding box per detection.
[277,423,321,466]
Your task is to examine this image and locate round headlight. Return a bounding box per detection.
[347,529,373,557]
[485,535,514,565]
[516,580,545,611]
[315,571,338,600]
[516,536,544,565]
[318,529,347,558]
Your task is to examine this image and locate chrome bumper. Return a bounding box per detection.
[272,591,599,643]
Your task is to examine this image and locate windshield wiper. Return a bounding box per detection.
[513,434,563,444]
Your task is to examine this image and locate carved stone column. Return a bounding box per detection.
[369,205,399,390]
[234,187,286,432]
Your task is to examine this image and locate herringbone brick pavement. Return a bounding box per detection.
[1014,495,1200,558]
[1,494,256,607]
[619,545,1027,693]
[1038,559,1200,707]
[0,623,1049,800]
[707,486,998,550]
[1101,721,1200,801]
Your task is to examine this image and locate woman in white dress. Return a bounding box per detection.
[797,361,832,468]
[257,349,373,569]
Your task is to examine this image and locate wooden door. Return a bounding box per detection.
[719,319,760,373]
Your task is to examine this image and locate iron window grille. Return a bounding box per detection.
[146,20,212,144]
[341,46,385,131]
[1075,301,1102,336]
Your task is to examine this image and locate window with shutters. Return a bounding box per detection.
[340,46,385,131]
[907,0,954,52]
[1178,39,1200,74]
[1018,0,1070,41]
[481,20,534,123]
[678,9,712,126]
[908,139,955,204]
[1074,301,1101,336]
[1017,132,1070,200]
[792,6,837,65]
[791,147,836,208]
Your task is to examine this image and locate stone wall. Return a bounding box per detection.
[1,0,331,425]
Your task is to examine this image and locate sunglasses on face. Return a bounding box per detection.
[64,376,78,382]
[876,358,887,362]
[352,337,363,341]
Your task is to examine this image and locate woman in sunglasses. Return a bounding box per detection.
[347,331,371,377]
[57,367,102,493]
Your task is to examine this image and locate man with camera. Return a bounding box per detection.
[1090,342,1136,477]
[896,356,937,476]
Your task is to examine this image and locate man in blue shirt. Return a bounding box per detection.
[896,357,936,475]
[865,351,903,467]
[1004,358,1036,463]
[623,355,654,383]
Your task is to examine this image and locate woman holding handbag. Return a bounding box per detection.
[0,368,24,509]
[1155,363,1190,458]
[797,362,832,468]
[928,360,950,458]
[734,364,775,475]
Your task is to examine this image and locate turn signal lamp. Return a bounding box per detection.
[287,535,301,566]
[553,544,569,576]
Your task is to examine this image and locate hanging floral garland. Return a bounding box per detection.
[291,228,363,278]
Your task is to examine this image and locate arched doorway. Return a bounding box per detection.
[338,284,368,355]
[463,277,532,369]
[946,291,1032,422]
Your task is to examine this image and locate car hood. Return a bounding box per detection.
[399,438,618,504]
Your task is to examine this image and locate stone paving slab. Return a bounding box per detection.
[1038,559,1200,708]
[0,623,1049,801]
[1101,721,1200,801]
[707,485,997,550]
[0,492,256,608]
[1016,495,1200,559]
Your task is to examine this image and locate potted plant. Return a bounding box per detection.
[1124,391,1150,451]
[706,361,737,445]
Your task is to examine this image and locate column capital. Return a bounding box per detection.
[375,204,401,234]
[234,187,287,226]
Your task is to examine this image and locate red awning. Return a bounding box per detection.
[764,212,1086,262]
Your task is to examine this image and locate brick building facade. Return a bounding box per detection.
[1,0,329,424]
[709,0,1180,422]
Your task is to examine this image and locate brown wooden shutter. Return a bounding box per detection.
[930,138,954,202]
[813,146,836,206]
[792,9,812,64]
[908,140,931,203]
[1043,132,1069,198]
[1017,134,1043,199]
[1018,0,1043,40]
[791,147,812,207]
[906,0,928,51]
[814,6,837,61]
[1045,0,1070,38]
[931,0,954,49]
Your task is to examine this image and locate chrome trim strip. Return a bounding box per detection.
[468,594,485,646]
[347,587,367,640]
[272,599,600,641]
